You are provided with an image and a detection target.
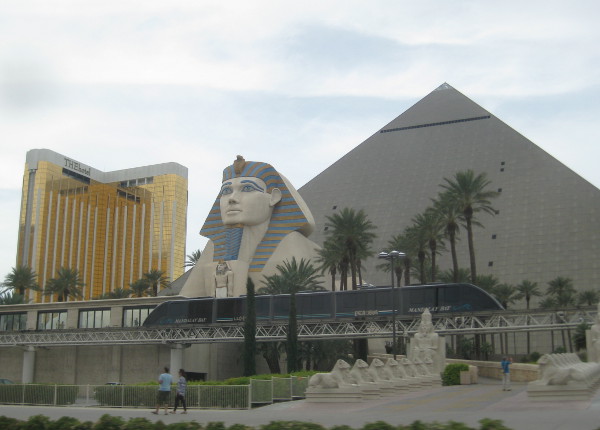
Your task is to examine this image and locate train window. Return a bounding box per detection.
[272,295,291,320]
[438,286,460,304]
[216,298,244,322]
[254,296,271,320]
[408,289,435,306]
[296,292,332,319]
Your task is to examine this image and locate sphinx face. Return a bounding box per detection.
[219,177,280,226]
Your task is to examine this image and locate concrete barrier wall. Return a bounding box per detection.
[446,359,539,382]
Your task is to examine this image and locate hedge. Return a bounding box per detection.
[0,415,514,430]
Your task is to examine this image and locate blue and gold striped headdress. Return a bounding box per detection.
[201,156,311,273]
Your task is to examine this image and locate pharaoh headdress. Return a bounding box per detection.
[200,156,315,272]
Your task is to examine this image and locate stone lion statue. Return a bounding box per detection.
[308,359,356,389]
[350,359,376,384]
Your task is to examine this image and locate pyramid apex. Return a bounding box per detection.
[434,82,454,91]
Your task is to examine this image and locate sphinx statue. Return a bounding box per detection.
[180,155,322,297]
[409,309,445,373]
[308,359,357,389]
[305,359,363,402]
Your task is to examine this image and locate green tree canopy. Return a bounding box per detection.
[440,170,499,283]
[3,265,38,296]
[184,249,202,268]
[324,208,377,290]
[143,269,170,296]
[515,280,542,310]
[44,267,84,302]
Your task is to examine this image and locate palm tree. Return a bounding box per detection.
[316,238,343,291]
[515,279,542,355]
[94,288,132,300]
[258,257,323,373]
[515,280,542,310]
[577,290,599,306]
[129,279,151,297]
[433,192,462,282]
[405,224,428,284]
[475,274,500,294]
[259,258,323,294]
[546,276,576,352]
[546,277,576,308]
[44,267,85,302]
[3,265,39,297]
[438,267,471,283]
[143,269,170,296]
[440,170,499,284]
[324,208,377,290]
[0,292,26,305]
[493,283,517,309]
[380,232,414,287]
[184,250,202,268]
[412,208,445,282]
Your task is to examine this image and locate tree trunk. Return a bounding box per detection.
[430,240,437,282]
[263,344,281,374]
[466,215,477,283]
[449,229,459,283]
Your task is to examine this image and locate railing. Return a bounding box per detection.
[1,308,595,348]
[0,376,308,410]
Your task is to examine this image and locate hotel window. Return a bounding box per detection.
[79,309,111,329]
[123,306,155,327]
[37,311,67,330]
[0,313,27,331]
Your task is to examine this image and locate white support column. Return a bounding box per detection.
[22,346,36,383]
[170,344,189,375]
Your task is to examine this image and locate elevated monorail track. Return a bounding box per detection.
[0,308,595,348]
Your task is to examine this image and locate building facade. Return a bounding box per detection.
[17,149,188,302]
[299,84,600,303]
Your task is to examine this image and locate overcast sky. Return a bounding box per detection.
[1,1,599,284]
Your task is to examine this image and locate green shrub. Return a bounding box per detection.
[227,425,254,430]
[48,416,82,430]
[206,423,227,430]
[259,421,326,430]
[165,423,204,430]
[362,421,397,430]
[123,417,156,430]
[93,414,125,430]
[0,384,78,406]
[442,363,469,386]
[0,415,20,430]
[479,418,512,430]
[21,414,51,430]
[330,426,354,430]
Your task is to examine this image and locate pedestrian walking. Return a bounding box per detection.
[171,368,188,414]
[501,357,512,391]
[152,366,173,415]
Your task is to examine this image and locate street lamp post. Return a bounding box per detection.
[378,250,405,359]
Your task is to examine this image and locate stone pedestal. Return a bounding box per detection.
[305,386,363,402]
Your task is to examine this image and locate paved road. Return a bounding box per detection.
[0,379,598,430]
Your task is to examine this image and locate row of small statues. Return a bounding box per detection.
[308,356,439,390]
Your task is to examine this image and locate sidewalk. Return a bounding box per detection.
[0,379,598,430]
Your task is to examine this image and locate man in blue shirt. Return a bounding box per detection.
[153,366,173,415]
[501,357,512,391]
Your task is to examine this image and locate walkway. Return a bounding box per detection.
[0,379,598,430]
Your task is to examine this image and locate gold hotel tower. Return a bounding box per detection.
[17,149,188,302]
